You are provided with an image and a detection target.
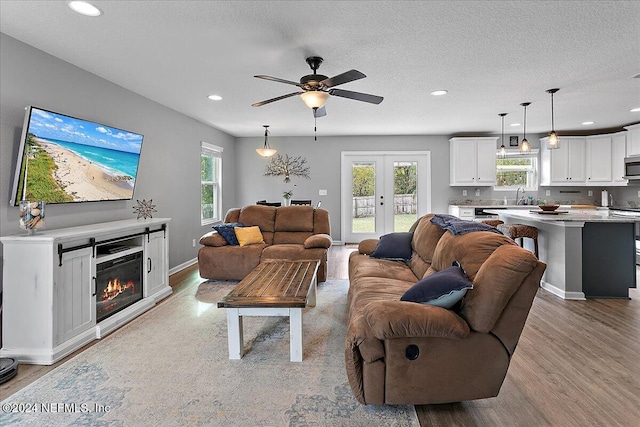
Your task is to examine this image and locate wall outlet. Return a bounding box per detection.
[192,239,196,247]
[545,190,551,197]
[638,190,640,198]
[462,190,467,196]
[475,188,480,197]
[588,190,593,197]
[319,189,327,196]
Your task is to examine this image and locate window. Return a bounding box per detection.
[201,142,223,225]
[494,149,539,191]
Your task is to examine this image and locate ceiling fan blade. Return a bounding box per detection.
[329,88,384,104]
[254,75,303,87]
[313,106,327,118]
[251,92,304,107]
[320,69,366,88]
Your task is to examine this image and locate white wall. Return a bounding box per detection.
[0,34,237,289]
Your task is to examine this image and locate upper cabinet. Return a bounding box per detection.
[541,132,628,186]
[449,137,498,186]
[540,136,586,185]
[625,124,640,156]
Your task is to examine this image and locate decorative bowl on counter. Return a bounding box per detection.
[538,205,560,211]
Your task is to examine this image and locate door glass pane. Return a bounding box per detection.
[352,162,375,233]
[393,161,417,232]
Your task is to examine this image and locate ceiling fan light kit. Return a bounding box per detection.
[300,91,329,109]
[546,88,560,150]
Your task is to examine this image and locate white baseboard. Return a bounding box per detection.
[169,257,198,276]
[540,281,586,300]
[331,240,344,246]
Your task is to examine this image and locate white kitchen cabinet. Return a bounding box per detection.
[0,218,171,365]
[450,137,498,186]
[624,124,640,156]
[586,135,612,183]
[448,205,475,220]
[611,132,627,184]
[540,136,586,185]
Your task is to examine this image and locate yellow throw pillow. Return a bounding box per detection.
[234,226,264,246]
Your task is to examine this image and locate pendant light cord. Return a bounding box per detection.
[551,92,555,131]
[523,105,527,139]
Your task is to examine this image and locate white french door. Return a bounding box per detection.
[341,151,431,243]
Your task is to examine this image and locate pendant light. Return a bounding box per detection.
[256,125,277,157]
[546,88,560,149]
[520,102,531,153]
[498,113,507,158]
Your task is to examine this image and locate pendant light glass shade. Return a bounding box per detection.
[256,125,277,157]
[498,113,507,158]
[300,91,329,109]
[520,102,531,153]
[546,88,560,149]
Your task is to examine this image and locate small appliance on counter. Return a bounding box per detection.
[601,190,612,207]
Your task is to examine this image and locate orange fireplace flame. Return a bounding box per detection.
[101,278,136,302]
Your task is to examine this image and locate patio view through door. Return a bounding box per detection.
[341,151,431,243]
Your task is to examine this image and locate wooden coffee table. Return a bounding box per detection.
[217,259,320,362]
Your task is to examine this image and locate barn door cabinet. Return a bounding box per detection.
[0,218,171,365]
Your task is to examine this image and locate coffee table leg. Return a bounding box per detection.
[307,274,317,307]
[290,308,303,362]
[226,308,243,359]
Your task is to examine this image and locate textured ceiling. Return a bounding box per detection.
[1,0,639,137]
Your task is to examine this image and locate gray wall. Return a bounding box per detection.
[0,34,237,288]
[234,134,462,240]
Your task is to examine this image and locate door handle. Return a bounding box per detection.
[92,276,97,297]
[147,258,152,273]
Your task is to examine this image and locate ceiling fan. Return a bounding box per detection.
[251,56,383,118]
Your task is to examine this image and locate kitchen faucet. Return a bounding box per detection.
[515,187,525,205]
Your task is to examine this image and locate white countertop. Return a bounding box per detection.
[484,209,637,223]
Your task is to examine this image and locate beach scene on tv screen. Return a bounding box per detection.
[15,108,143,203]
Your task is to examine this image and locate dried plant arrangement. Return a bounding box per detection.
[264,154,310,183]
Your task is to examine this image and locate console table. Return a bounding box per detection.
[0,218,171,365]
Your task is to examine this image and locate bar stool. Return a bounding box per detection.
[482,220,539,258]
[481,219,504,227]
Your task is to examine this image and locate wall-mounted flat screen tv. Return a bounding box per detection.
[10,106,144,206]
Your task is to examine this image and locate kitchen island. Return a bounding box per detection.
[485,208,637,300]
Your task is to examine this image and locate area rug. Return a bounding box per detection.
[2,280,418,426]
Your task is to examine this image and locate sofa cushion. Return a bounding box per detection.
[370,232,414,261]
[238,205,277,233]
[459,244,540,333]
[235,226,265,246]
[213,222,243,245]
[199,231,228,247]
[304,234,332,249]
[273,231,313,245]
[429,231,515,282]
[409,214,447,278]
[274,206,315,232]
[400,262,473,309]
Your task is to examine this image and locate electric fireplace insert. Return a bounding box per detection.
[96,251,143,322]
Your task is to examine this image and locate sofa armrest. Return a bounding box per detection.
[363,300,470,340]
[304,233,332,249]
[358,239,379,255]
[199,231,228,247]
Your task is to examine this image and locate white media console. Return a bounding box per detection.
[1,218,171,365]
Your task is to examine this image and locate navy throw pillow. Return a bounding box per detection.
[213,222,243,245]
[370,232,414,261]
[401,261,473,309]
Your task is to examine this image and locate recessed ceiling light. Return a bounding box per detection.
[207,95,222,101]
[430,90,448,96]
[510,123,521,127]
[68,1,102,17]
[631,107,640,112]
[581,121,595,125]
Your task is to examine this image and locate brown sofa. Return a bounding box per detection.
[198,205,332,282]
[346,213,546,405]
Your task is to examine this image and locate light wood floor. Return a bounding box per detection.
[2,245,639,427]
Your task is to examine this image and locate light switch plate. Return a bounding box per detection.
[462,190,467,196]
[546,190,551,197]
[319,189,327,196]
[588,190,593,197]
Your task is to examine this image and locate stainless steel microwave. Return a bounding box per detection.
[624,155,640,180]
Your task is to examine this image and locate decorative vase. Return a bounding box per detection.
[282,198,291,207]
[19,200,45,235]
